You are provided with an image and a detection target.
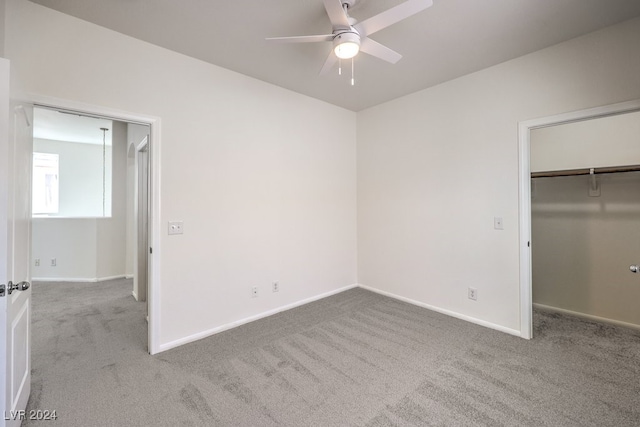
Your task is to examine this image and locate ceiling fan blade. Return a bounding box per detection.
[319,50,338,75]
[360,38,402,64]
[266,34,334,43]
[354,0,433,36]
[323,0,351,29]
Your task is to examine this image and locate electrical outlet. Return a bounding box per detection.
[272,281,279,293]
[251,286,258,298]
[51,258,57,267]
[168,221,184,235]
[35,259,40,267]
[468,287,478,301]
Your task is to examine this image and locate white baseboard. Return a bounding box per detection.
[125,274,134,279]
[533,303,640,331]
[158,284,358,353]
[358,284,522,338]
[97,275,127,282]
[33,277,97,283]
[132,291,139,301]
[33,275,127,283]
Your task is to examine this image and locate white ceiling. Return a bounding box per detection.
[29,0,640,111]
[34,107,113,145]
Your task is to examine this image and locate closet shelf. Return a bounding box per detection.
[531,164,640,178]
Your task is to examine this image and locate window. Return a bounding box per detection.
[32,152,59,215]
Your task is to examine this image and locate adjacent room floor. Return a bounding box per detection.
[27,279,640,426]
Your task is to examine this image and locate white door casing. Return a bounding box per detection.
[0,58,33,426]
[134,136,149,304]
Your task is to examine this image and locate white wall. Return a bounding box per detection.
[0,0,5,57]
[531,172,640,327]
[32,121,128,281]
[96,121,127,279]
[33,138,112,217]
[5,0,357,349]
[357,17,640,334]
[31,218,97,280]
[531,111,640,172]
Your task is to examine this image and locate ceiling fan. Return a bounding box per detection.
[266,0,433,76]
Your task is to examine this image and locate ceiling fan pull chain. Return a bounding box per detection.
[351,58,355,86]
[339,58,342,75]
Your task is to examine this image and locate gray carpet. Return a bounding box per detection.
[26,279,640,426]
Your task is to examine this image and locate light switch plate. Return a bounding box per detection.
[168,221,184,235]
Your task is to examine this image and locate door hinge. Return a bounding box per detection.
[149,247,153,254]
[0,284,5,297]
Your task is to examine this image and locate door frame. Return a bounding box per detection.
[28,94,162,354]
[134,136,149,304]
[518,98,640,339]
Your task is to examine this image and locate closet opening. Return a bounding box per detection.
[518,100,640,338]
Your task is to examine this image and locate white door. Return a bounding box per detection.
[0,58,33,426]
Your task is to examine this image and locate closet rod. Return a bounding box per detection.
[531,164,640,178]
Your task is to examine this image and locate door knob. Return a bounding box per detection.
[7,281,30,295]
[630,265,639,273]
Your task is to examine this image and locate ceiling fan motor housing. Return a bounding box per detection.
[333,30,360,47]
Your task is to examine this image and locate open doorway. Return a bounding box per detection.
[518,99,640,338]
[30,105,153,350]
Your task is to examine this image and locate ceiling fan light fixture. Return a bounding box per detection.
[333,32,360,59]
